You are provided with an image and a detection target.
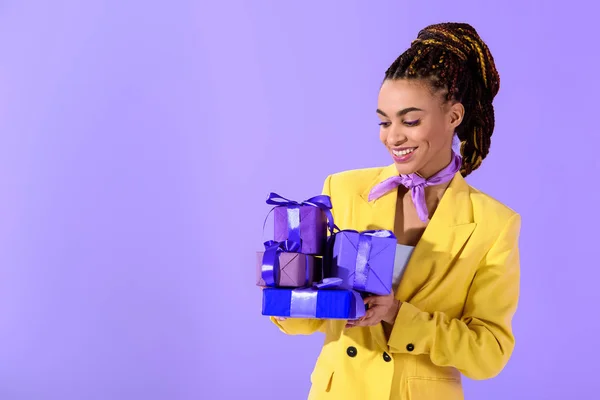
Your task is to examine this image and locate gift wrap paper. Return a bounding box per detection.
[256,252,321,288]
[328,230,396,296]
[273,205,327,255]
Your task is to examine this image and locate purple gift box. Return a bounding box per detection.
[274,206,327,255]
[256,251,321,288]
[266,193,335,256]
[327,230,397,296]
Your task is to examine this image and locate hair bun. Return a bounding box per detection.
[417,23,500,100]
[386,22,500,177]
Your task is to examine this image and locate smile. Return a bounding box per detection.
[392,147,417,157]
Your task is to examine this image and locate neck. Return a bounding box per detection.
[424,179,451,204]
[398,173,452,218]
[413,148,456,211]
[415,148,453,179]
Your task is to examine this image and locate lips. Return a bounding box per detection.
[391,147,417,157]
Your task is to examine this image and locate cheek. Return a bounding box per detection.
[411,123,445,147]
[379,128,387,143]
[410,126,435,143]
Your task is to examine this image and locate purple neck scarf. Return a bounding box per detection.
[368,152,462,222]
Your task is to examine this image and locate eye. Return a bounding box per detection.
[403,119,420,127]
[378,121,391,128]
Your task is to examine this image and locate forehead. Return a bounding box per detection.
[377,79,438,110]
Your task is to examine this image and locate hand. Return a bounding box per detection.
[346,293,401,328]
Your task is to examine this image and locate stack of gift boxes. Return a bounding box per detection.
[257,193,397,320]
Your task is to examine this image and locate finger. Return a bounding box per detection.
[357,307,385,326]
[360,316,382,327]
[345,320,359,328]
[353,315,372,327]
[353,318,373,327]
[346,313,368,328]
[364,296,388,306]
[365,294,394,306]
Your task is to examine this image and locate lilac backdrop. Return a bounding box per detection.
[0,1,598,399]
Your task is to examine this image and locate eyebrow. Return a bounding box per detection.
[376,107,424,118]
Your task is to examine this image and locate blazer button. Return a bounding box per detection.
[383,352,392,362]
[406,343,415,352]
[346,346,357,357]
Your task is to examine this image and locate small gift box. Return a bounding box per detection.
[266,193,335,256]
[261,278,365,320]
[326,230,397,296]
[256,247,321,288]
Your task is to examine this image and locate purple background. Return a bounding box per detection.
[0,1,598,399]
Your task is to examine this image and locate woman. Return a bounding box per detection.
[271,22,520,400]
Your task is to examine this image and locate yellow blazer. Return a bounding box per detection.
[271,164,521,400]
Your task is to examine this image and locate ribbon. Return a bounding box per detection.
[288,277,365,319]
[265,193,337,240]
[303,254,311,287]
[313,277,343,289]
[289,289,318,318]
[289,279,343,318]
[261,240,301,287]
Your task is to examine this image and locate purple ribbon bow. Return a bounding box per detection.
[368,152,462,222]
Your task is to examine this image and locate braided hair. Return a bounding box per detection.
[385,23,500,176]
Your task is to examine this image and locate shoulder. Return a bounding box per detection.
[323,166,385,197]
[467,182,521,230]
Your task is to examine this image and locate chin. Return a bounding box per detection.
[393,161,420,176]
[390,151,422,175]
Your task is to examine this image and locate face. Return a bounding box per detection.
[377,79,464,178]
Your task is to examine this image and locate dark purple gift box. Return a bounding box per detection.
[327,230,397,296]
[265,193,334,256]
[273,206,328,255]
[256,252,321,288]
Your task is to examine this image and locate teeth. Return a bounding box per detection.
[393,148,415,156]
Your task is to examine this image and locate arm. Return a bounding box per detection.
[386,213,521,380]
[269,175,335,336]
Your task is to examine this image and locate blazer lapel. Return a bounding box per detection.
[358,164,399,232]
[395,172,477,303]
[357,166,476,350]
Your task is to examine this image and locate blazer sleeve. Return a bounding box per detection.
[269,175,335,336]
[387,213,521,380]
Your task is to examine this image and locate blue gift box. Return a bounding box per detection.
[261,279,365,320]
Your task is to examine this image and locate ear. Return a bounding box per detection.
[448,102,465,130]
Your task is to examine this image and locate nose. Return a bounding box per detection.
[386,125,408,147]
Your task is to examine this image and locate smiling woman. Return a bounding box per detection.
[376,80,464,179]
[269,22,520,400]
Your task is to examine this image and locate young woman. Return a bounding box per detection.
[271,22,521,400]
